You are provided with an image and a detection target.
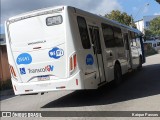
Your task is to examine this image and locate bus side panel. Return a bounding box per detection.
[65,7,86,89]
[68,8,99,89]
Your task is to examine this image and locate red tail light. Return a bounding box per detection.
[73,54,77,69]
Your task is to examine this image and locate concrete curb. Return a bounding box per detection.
[0,89,14,96]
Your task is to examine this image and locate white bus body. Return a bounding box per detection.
[5,6,145,95]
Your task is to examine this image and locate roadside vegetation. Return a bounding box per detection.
[144,16,160,39]
[144,44,158,57]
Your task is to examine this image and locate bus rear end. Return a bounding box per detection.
[5,6,83,95]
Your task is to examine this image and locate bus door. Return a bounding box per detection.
[129,32,140,69]
[123,33,132,69]
[89,26,106,84]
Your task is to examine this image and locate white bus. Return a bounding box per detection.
[5,6,145,95]
[144,40,160,52]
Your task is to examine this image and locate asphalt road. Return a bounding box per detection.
[1,54,160,120]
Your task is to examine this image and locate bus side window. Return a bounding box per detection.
[77,16,91,49]
[135,33,141,48]
[129,31,137,47]
[129,31,133,46]
[101,23,115,48]
[89,28,102,54]
[113,27,123,47]
[123,33,129,50]
[94,29,102,54]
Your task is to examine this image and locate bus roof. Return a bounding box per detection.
[74,6,142,35]
[7,5,142,35]
[8,6,66,23]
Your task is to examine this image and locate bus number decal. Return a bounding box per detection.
[49,47,64,59]
[86,54,94,65]
[16,53,32,65]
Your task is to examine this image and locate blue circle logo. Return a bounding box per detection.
[16,53,32,65]
[86,54,94,65]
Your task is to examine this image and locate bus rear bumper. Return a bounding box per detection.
[11,71,84,95]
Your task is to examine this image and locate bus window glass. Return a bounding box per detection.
[101,23,115,48]
[135,33,141,48]
[130,31,137,46]
[94,29,102,54]
[113,27,123,47]
[77,16,91,49]
[123,33,129,50]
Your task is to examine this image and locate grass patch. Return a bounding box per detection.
[0,79,12,91]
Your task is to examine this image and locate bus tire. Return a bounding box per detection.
[113,63,122,86]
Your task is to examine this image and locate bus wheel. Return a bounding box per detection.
[138,56,142,69]
[114,63,122,86]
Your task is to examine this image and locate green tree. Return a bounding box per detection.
[144,29,152,40]
[105,10,136,27]
[149,16,160,35]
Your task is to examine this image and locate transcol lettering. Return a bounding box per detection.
[28,65,54,73]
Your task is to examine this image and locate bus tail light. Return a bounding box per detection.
[69,53,77,74]
[73,54,77,69]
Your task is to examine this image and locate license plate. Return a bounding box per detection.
[38,75,50,81]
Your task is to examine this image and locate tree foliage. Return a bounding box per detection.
[144,29,153,39]
[105,10,136,27]
[155,0,160,4]
[149,16,160,35]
